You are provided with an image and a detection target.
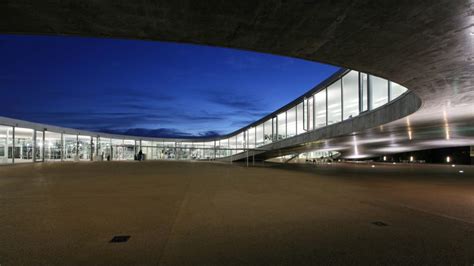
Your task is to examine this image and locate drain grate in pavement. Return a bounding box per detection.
[372,221,388,227]
[110,235,130,243]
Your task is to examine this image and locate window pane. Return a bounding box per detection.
[229,136,237,155]
[315,89,327,128]
[256,124,264,147]
[13,127,34,163]
[45,131,62,161]
[247,128,255,148]
[64,134,77,161]
[308,96,314,130]
[0,126,13,164]
[342,70,359,120]
[360,73,368,112]
[236,132,244,153]
[287,107,296,137]
[78,135,91,161]
[296,102,304,135]
[264,119,273,144]
[390,81,407,101]
[98,137,111,161]
[327,80,342,125]
[277,112,286,140]
[370,76,388,109]
[35,130,43,161]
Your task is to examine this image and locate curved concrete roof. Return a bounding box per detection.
[1,1,473,158]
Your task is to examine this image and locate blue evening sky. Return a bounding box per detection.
[0,34,339,138]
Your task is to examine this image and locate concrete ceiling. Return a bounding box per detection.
[1,0,473,157]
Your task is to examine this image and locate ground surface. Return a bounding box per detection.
[0,161,473,265]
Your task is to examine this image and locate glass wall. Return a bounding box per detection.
[263,119,273,144]
[256,124,264,147]
[78,135,92,161]
[308,96,314,130]
[14,127,34,163]
[296,102,304,135]
[370,76,388,109]
[44,131,62,161]
[247,127,255,149]
[98,137,111,161]
[287,107,296,138]
[0,126,13,164]
[390,81,407,101]
[35,130,44,162]
[63,134,77,161]
[123,139,135,160]
[360,73,369,112]
[315,89,327,128]
[236,133,244,153]
[277,112,286,140]
[327,79,342,125]
[342,70,359,120]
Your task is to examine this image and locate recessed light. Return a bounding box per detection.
[371,165,375,168]
[459,170,464,173]
[451,164,455,167]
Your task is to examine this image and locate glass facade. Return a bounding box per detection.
[287,107,296,138]
[315,89,327,128]
[390,81,407,101]
[327,79,342,125]
[14,127,34,163]
[360,73,369,112]
[78,135,92,161]
[370,76,388,109]
[263,119,273,144]
[277,112,286,140]
[0,70,408,165]
[342,70,359,120]
[296,102,304,135]
[44,131,62,161]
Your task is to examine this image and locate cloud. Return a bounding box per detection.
[199,88,269,112]
[97,127,222,138]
